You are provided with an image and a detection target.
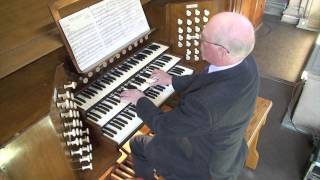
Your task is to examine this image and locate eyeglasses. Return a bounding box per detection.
[199,34,230,54]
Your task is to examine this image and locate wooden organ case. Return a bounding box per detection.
[0,0,266,180]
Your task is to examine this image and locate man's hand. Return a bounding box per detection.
[120,89,145,105]
[149,69,172,86]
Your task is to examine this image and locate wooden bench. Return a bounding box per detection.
[244,96,272,169]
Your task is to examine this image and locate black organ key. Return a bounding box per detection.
[83,90,94,97]
[112,120,125,127]
[158,58,170,63]
[106,99,118,105]
[96,81,106,88]
[103,126,117,135]
[102,128,114,137]
[162,55,172,60]
[135,77,145,83]
[89,111,102,119]
[91,84,103,90]
[109,97,120,103]
[114,117,128,124]
[120,113,132,120]
[101,78,111,85]
[149,89,160,95]
[80,92,91,99]
[140,72,151,78]
[148,44,160,51]
[142,49,152,55]
[100,102,113,109]
[123,111,135,117]
[111,71,121,77]
[75,96,86,103]
[87,88,98,94]
[94,107,107,114]
[98,105,110,112]
[109,122,122,130]
[87,114,99,122]
[173,67,185,72]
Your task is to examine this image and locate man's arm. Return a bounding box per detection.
[171,75,198,93]
[136,95,212,137]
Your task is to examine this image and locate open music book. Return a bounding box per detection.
[59,0,150,72]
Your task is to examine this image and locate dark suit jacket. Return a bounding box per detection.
[136,54,259,180]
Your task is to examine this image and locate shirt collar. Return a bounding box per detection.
[208,61,243,73]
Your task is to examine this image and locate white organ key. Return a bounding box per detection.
[195,26,201,33]
[58,91,74,100]
[194,17,200,23]
[178,34,184,41]
[203,16,209,23]
[64,82,77,90]
[194,48,200,55]
[194,40,199,46]
[177,18,183,25]
[63,128,80,138]
[204,9,210,16]
[178,27,183,34]
[79,154,92,163]
[71,148,83,156]
[195,9,200,16]
[187,19,192,26]
[81,163,93,171]
[178,41,183,48]
[186,10,192,16]
[187,26,192,33]
[186,41,191,47]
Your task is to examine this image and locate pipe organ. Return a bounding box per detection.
[0,0,265,179]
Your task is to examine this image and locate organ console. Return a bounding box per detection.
[0,0,266,179]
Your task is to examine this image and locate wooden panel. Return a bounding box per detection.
[252,0,266,28]
[0,116,76,180]
[0,48,66,145]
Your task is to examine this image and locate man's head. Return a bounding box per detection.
[200,12,255,66]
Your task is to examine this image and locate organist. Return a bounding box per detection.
[120,12,258,180]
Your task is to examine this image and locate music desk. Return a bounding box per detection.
[245,97,272,170]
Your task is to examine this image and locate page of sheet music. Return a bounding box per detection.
[59,0,150,72]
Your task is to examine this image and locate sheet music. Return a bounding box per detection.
[59,0,150,72]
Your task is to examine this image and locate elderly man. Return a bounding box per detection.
[120,12,258,180]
